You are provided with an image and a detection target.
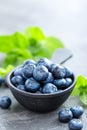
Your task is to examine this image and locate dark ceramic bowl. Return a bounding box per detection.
[6,67,76,113]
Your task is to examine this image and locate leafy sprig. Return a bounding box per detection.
[72,75,87,105]
[0,26,64,77]
[0,27,64,67]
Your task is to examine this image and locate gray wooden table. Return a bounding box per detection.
[0,0,87,130]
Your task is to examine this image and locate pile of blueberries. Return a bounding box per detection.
[11,58,74,94]
[58,106,84,130]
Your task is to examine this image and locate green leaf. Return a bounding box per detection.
[28,36,64,60]
[0,26,65,78]
[72,75,87,96]
[24,26,45,40]
[0,68,6,77]
[3,48,33,67]
[13,32,29,48]
[0,65,14,77]
[0,32,29,53]
[0,35,13,53]
[72,75,87,105]
[80,92,87,105]
[76,75,87,87]
[46,36,64,47]
[44,36,64,56]
[71,85,80,96]
[29,41,51,59]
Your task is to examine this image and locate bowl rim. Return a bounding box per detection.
[6,66,76,98]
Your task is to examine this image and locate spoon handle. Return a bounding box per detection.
[51,48,73,64]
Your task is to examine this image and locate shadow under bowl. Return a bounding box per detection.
[6,67,76,113]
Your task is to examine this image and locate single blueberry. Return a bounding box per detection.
[43,72,54,84]
[0,77,4,86]
[49,63,59,73]
[0,96,11,109]
[68,119,83,130]
[54,79,66,89]
[14,67,24,77]
[42,83,58,94]
[17,85,26,91]
[33,65,49,81]
[65,78,72,87]
[58,108,73,123]
[37,58,51,70]
[53,65,66,79]
[23,59,36,66]
[25,78,40,93]
[11,75,24,86]
[23,64,36,78]
[65,67,73,78]
[70,106,84,118]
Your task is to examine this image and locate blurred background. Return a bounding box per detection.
[0,0,87,76]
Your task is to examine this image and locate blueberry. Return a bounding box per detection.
[23,59,36,66]
[11,75,24,86]
[17,85,26,91]
[23,64,36,78]
[58,109,73,123]
[54,79,66,89]
[53,65,66,79]
[70,106,84,118]
[14,67,24,77]
[42,83,58,94]
[0,77,4,86]
[0,96,11,109]
[33,65,49,81]
[49,63,59,73]
[65,78,72,87]
[65,67,73,78]
[43,72,54,84]
[25,78,40,93]
[68,119,83,130]
[37,58,51,70]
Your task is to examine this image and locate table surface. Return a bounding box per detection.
[0,0,87,130]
